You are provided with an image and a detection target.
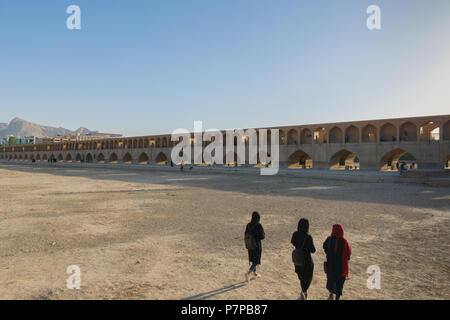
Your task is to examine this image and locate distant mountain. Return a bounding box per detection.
[0,117,96,137]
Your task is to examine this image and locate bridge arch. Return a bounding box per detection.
[345,125,359,143]
[43,154,48,161]
[399,121,417,141]
[36,154,41,161]
[288,150,313,169]
[287,129,298,145]
[300,128,312,144]
[380,148,417,171]
[97,153,105,163]
[224,151,243,167]
[123,152,133,164]
[445,155,450,169]
[66,153,72,162]
[314,127,327,144]
[329,149,359,170]
[329,127,343,143]
[109,153,118,163]
[279,130,286,145]
[380,123,396,142]
[362,124,377,142]
[86,153,93,163]
[138,152,150,164]
[57,154,64,162]
[443,120,450,140]
[155,152,168,165]
[75,153,82,162]
[420,121,440,142]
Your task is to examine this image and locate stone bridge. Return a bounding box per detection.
[1,114,450,171]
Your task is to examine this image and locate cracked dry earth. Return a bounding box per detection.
[0,164,449,300]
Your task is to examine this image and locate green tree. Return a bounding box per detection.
[7,136,18,146]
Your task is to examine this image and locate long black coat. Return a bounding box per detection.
[291,231,316,273]
[245,222,265,265]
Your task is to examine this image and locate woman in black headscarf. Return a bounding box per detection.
[291,218,316,300]
[245,211,265,282]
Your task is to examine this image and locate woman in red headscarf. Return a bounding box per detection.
[323,224,352,300]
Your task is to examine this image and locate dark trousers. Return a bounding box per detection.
[296,263,314,293]
[326,275,346,299]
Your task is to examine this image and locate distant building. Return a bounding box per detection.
[0,135,37,145]
[34,133,123,144]
[35,136,68,144]
[67,132,122,141]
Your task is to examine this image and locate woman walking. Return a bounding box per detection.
[291,218,316,300]
[244,211,265,282]
[323,224,352,300]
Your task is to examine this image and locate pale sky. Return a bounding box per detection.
[0,0,449,136]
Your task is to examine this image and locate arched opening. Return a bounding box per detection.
[138,152,150,164]
[329,149,360,170]
[287,129,298,145]
[123,153,133,164]
[420,121,440,142]
[279,130,286,145]
[444,155,450,169]
[362,124,377,143]
[314,127,327,144]
[97,153,105,163]
[329,127,343,143]
[224,152,243,167]
[155,152,168,165]
[57,154,64,162]
[43,154,48,161]
[24,154,28,161]
[380,123,397,142]
[380,148,417,171]
[399,122,417,142]
[300,128,312,144]
[156,138,161,148]
[36,154,41,161]
[66,154,72,162]
[109,153,118,163]
[19,154,23,161]
[288,150,313,169]
[162,137,168,148]
[75,153,82,162]
[86,153,93,163]
[443,121,450,141]
[345,126,359,143]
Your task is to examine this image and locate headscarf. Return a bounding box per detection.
[250,211,260,225]
[331,224,352,278]
[297,218,309,233]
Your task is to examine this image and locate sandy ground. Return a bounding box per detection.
[0,163,449,300]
